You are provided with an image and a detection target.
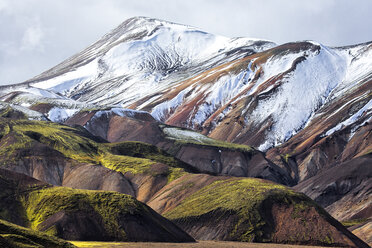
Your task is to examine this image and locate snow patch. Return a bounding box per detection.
[151,86,193,121]
[163,127,216,143]
[325,99,372,136]
[48,107,79,123]
[191,61,257,126]
[92,107,149,120]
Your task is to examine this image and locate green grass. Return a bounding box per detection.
[341,218,369,228]
[107,141,190,168]
[21,186,145,239]
[165,178,316,242]
[0,218,75,248]
[0,119,188,183]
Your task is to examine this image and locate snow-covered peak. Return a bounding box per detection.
[25,17,275,104]
[1,17,370,153]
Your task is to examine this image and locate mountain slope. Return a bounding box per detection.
[0,16,370,245]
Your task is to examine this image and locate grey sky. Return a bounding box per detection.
[0,0,371,85]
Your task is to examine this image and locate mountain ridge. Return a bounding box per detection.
[0,17,370,152]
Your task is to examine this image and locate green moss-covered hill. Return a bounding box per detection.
[0,218,75,248]
[0,169,194,242]
[0,118,196,186]
[148,174,369,247]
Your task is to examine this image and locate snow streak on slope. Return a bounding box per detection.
[252,45,347,150]
[325,99,372,136]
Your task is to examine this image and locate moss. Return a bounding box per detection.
[0,218,75,248]
[0,119,99,165]
[0,107,27,119]
[1,234,42,248]
[12,121,99,163]
[107,141,187,168]
[341,218,369,227]
[167,167,186,183]
[21,186,144,239]
[291,202,311,220]
[0,119,189,183]
[162,126,254,153]
[280,153,292,164]
[44,225,58,237]
[0,122,10,139]
[0,174,31,225]
[173,139,254,153]
[165,178,314,242]
[166,178,292,219]
[323,234,334,245]
[97,153,154,175]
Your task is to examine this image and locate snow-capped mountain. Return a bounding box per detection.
[0,16,371,153]
[1,17,371,242]
[26,17,275,105]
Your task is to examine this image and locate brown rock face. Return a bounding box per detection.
[63,164,135,196]
[293,154,372,222]
[270,204,364,247]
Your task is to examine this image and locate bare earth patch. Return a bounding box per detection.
[71,241,338,248]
